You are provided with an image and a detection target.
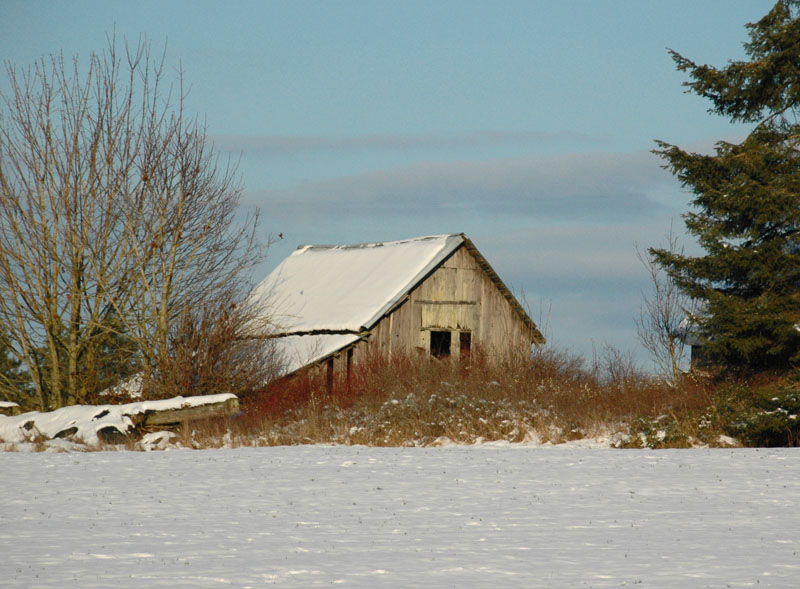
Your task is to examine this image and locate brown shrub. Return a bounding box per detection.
[144,298,282,401]
[223,344,717,448]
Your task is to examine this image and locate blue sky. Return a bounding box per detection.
[1,0,775,366]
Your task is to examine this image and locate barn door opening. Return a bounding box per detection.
[460,331,471,358]
[430,330,451,358]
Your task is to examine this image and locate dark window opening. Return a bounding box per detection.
[460,331,471,357]
[430,330,451,358]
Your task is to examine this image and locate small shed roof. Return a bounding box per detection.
[271,333,363,375]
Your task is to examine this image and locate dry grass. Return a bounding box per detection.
[8,344,791,451]
[7,345,750,452]
[175,345,722,449]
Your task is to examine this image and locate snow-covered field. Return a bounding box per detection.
[2,446,799,588]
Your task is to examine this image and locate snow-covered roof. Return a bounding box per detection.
[250,234,464,336]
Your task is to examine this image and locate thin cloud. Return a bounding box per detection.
[249,149,671,222]
[477,220,675,283]
[215,129,605,156]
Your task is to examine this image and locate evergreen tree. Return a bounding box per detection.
[653,0,800,370]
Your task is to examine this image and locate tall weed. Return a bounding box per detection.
[217,345,718,447]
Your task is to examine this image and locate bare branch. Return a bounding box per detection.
[635,225,696,381]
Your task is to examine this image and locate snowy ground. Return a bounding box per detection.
[2,446,799,588]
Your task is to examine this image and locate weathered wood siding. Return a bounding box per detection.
[333,245,536,370]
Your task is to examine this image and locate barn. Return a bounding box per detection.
[248,233,544,381]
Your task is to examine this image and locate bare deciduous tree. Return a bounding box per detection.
[636,228,695,381]
[145,287,283,401]
[0,38,264,410]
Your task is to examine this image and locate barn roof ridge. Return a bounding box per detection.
[293,233,459,253]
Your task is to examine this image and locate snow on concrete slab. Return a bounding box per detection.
[0,394,237,446]
[1,446,799,587]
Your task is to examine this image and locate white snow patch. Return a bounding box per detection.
[430,436,455,447]
[104,373,144,399]
[140,431,178,451]
[717,435,739,447]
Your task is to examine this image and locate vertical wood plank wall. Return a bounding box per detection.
[327,245,536,376]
